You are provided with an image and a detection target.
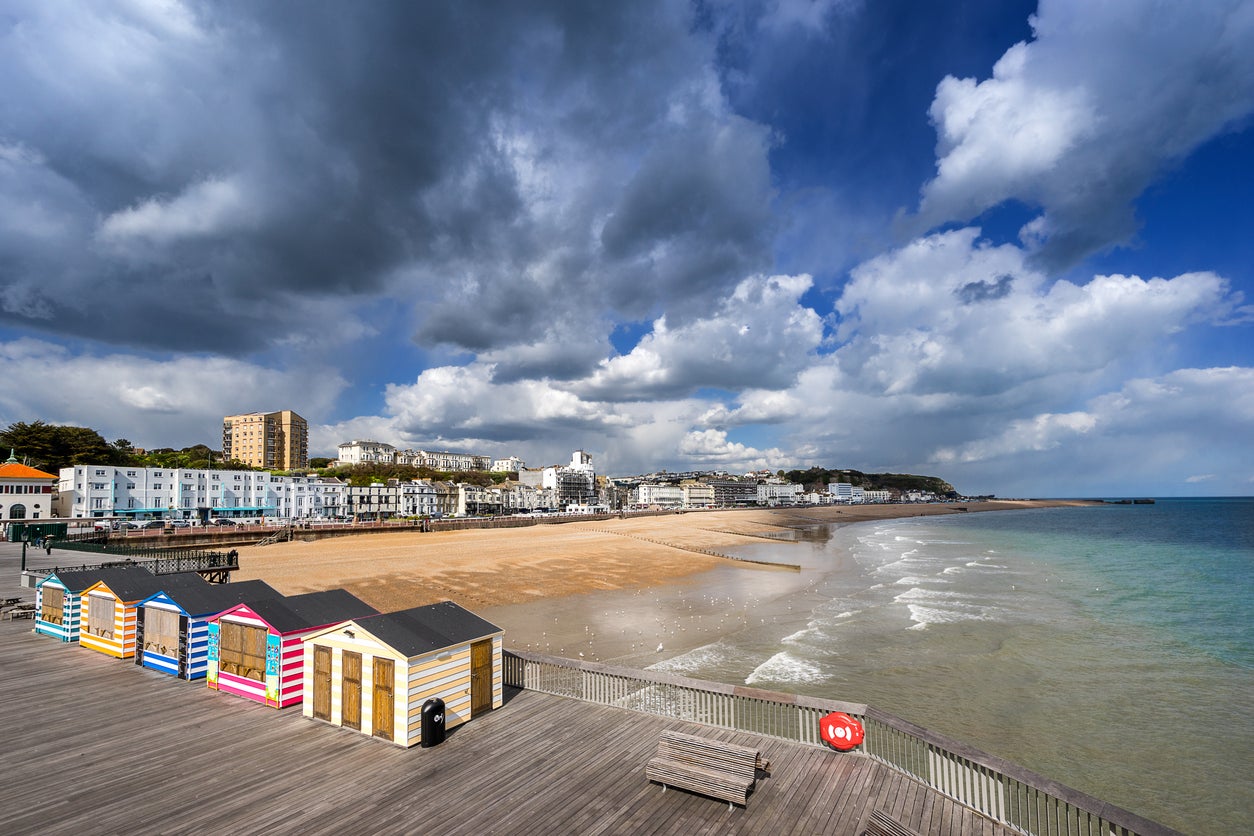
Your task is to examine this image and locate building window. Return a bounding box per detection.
[144,608,180,656]
[87,595,114,638]
[40,586,64,624]
[218,621,268,681]
[9,504,25,519]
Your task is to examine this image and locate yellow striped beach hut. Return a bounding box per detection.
[301,601,504,747]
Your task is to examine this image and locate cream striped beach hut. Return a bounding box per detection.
[206,590,377,708]
[301,601,504,747]
[135,579,280,680]
[79,570,208,659]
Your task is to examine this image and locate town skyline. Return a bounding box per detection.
[2,2,1251,498]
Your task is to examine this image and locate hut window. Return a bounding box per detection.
[145,608,180,655]
[87,595,114,639]
[41,587,64,624]
[219,621,268,681]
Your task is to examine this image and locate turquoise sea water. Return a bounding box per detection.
[645,499,1253,835]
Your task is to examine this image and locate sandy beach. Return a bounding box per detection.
[234,500,1090,663]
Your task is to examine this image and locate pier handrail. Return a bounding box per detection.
[503,650,1181,836]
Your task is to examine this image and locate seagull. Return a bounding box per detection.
[656,643,664,652]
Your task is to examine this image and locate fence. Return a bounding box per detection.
[502,650,1180,836]
[40,534,239,579]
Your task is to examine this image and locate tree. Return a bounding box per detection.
[0,420,118,471]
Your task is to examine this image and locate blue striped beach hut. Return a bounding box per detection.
[35,567,146,643]
[135,579,280,680]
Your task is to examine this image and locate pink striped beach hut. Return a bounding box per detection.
[206,589,377,708]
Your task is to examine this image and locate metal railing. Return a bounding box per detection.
[38,536,240,577]
[502,650,1180,836]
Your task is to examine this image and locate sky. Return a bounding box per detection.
[2,0,1252,497]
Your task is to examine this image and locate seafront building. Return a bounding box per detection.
[0,451,58,522]
[57,466,344,521]
[335,440,492,472]
[54,451,917,522]
[222,410,309,471]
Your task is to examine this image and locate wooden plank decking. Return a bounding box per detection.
[0,616,1015,836]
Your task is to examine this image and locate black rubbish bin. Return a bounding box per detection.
[421,697,446,748]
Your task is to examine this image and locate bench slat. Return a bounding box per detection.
[863,809,923,836]
[646,730,762,807]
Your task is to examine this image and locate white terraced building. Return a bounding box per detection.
[336,440,494,472]
[58,466,345,521]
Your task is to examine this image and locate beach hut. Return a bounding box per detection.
[135,579,280,680]
[207,589,377,708]
[301,601,504,747]
[79,570,208,659]
[34,567,112,642]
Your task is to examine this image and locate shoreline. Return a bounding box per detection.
[233,499,1094,664]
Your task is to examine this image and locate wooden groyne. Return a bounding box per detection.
[588,528,801,570]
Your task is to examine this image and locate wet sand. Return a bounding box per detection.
[234,500,1088,662]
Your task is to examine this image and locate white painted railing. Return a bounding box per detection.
[503,650,1181,836]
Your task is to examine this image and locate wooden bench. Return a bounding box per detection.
[863,809,924,836]
[645,730,761,810]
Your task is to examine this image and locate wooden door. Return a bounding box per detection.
[177,616,189,678]
[133,606,146,667]
[471,639,493,716]
[372,657,394,740]
[312,645,332,721]
[342,651,362,730]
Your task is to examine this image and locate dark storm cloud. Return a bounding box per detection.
[956,275,1013,304]
[0,1,776,366]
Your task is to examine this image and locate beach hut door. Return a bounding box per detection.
[177,616,189,678]
[373,657,394,740]
[313,646,332,722]
[471,640,493,716]
[134,606,146,667]
[342,651,362,730]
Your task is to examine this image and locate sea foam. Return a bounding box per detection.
[746,652,828,686]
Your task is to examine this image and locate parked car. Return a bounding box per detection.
[140,520,166,530]
[210,518,237,526]
[168,520,191,528]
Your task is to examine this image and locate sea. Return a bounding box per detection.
[638,498,1253,835]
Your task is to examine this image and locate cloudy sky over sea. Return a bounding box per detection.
[2,0,1252,496]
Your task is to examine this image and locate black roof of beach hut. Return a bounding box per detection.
[54,565,168,598]
[243,589,378,634]
[354,601,503,658]
[148,579,281,617]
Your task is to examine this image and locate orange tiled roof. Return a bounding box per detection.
[0,461,58,480]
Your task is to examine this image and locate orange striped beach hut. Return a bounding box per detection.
[79,569,209,659]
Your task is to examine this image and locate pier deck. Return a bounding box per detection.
[0,542,1013,835]
[0,616,1011,836]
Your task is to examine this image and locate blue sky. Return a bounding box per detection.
[1,0,1251,497]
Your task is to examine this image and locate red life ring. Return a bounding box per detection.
[819,711,864,751]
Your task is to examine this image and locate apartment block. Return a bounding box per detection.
[223,411,309,471]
